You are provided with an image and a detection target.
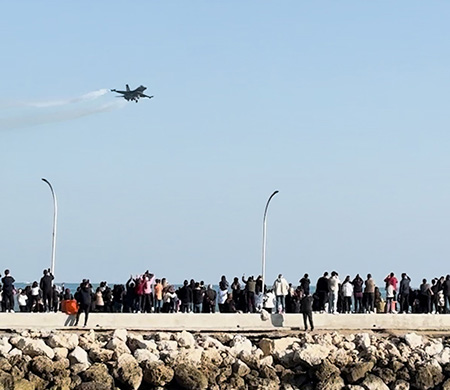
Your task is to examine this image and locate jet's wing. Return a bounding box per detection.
[140,94,154,99]
[111,89,127,94]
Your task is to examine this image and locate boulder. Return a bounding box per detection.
[0,338,12,358]
[316,374,345,390]
[296,344,331,366]
[229,336,252,356]
[53,347,69,360]
[176,331,196,349]
[392,380,410,390]
[12,378,35,390]
[47,333,79,350]
[346,361,374,383]
[75,383,111,390]
[413,360,444,390]
[22,340,54,360]
[404,333,423,349]
[105,338,131,355]
[30,356,54,377]
[68,347,90,367]
[201,348,223,366]
[361,374,389,390]
[233,359,250,377]
[273,337,300,354]
[315,359,340,382]
[157,340,178,352]
[112,353,142,390]
[425,341,443,356]
[142,361,174,387]
[259,339,274,356]
[88,348,114,363]
[81,363,114,389]
[0,359,11,373]
[113,328,128,342]
[174,363,208,390]
[355,333,371,350]
[27,372,48,390]
[8,348,22,359]
[133,349,159,364]
[437,347,450,365]
[175,348,203,365]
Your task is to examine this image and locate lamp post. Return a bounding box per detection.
[42,178,57,275]
[261,190,279,293]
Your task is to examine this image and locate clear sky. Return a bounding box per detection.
[1,2,450,287]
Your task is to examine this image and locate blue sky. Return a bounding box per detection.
[1,2,450,287]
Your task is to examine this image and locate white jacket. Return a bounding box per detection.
[342,281,353,297]
[273,277,290,296]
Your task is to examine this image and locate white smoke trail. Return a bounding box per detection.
[22,89,109,108]
[0,91,126,131]
[0,89,110,110]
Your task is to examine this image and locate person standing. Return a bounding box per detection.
[443,275,450,313]
[75,280,93,327]
[242,275,256,313]
[300,293,314,331]
[364,274,376,313]
[39,269,54,312]
[316,272,330,313]
[399,273,411,314]
[299,274,311,296]
[384,272,398,313]
[342,276,353,314]
[329,271,340,314]
[2,270,15,313]
[419,278,433,313]
[273,274,289,313]
[352,274,364,313]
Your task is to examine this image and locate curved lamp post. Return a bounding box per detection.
[261,190,279,293]
[42,178,58,275]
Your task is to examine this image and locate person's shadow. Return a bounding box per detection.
[64,315,77,326]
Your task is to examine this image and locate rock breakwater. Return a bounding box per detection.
[0,329,449,389]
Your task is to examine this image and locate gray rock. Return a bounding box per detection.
[174,363,208,390]
[112,353,142,390]
[176,331,196,348]
[47,333,79,350]
[361,374,389,390]
[392,380,410,390]
[413,360,444,390]
[22,340,54,360]
[404,333,423,349]
[68,346,90,367]
[345,361,374,383]
[233,359,250,377]
[81,363,114,389]
[142,361,174,387]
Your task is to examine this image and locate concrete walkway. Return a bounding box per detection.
[0,312,449,331]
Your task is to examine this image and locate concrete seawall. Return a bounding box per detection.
[1,312,450,331]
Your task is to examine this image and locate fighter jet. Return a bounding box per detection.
[110,85,153,103]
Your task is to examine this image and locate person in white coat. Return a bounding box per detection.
[342,275,354,313]
[329,271,340,314]
[273,274,290,313]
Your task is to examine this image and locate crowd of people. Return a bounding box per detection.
[1,268,450,326]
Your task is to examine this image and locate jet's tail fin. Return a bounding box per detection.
[126,84,131,92]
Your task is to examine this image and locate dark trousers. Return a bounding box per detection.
[2,292,14,311]
[43,290,52,312]
[400,294,409,313]
[354,294,363,313]
[317,292,328,311]
[302,311,314,330]
[343,297,352,313]
[75,304,90,326]
[365,293,374,312]
[247,291,256,313]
